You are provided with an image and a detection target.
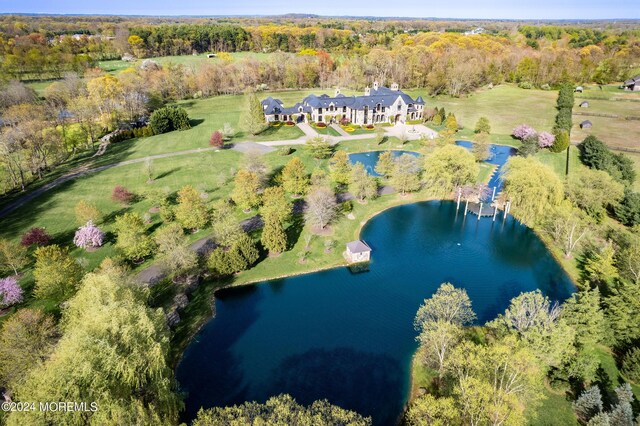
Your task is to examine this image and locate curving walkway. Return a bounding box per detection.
[0,125,439,219]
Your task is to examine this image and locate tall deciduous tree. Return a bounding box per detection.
[260,186,291,224]
[566,168,624,222]
[423,145,477,197]
[8,273,182,425]
[349,163,378,202]
[414,283,476,329]
[74,199,102,225]
[154,223,198,277]
[374,151,394,178]
[502,157,564,226]
[33,244,83,301]
[305,186,338,229]
[261,218,288,255]
[0,239,28,275]
[305,136,333,159]
[543,201,590,258]
[329,150,352,186]
[210,200,243,248]
[390,153,422,196]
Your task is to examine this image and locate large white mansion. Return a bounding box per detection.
[261,82,425,126]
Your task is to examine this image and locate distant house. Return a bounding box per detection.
[624,76,640,91]
[580,101,589,108]
[261,82,425,125]
[575,86,584,93]
[207,53,216,58]
[345,240,371,263]
[580,120,593,129]
[464,27,485,35]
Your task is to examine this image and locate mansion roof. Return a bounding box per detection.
[262,85,424,116]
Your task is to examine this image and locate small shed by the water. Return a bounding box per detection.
[580,120,593,129]
[346,240,371,263]
[580,101,589,108]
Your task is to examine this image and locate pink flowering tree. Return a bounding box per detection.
[0,276,23,308]
[538,131,555,148]
[73,221,105,250]
[512,124,537,140]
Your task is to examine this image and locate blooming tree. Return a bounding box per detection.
[209,131,224,148]
[538,131,556,148]
[112,186,134,205]
[0,276,23,308]
[20,227,52,247]
[512,124,537,140]
[73,221,105,249]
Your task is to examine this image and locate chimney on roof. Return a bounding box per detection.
[373,81,379,91]
[335,88,341,97]
[364,86,370,96]
[391,83,399,91]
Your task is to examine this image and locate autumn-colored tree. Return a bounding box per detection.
[33,244,83,301]
[20,228,51,247]
[175,185,209,230]
[282,157,309,196]
[231,170,262,212]
[111,185,135,205]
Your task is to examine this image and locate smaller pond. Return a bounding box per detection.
[348,150,420,177]
[455,141,518,193]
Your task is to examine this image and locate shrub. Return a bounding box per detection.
[209,131,224,148]
[538,131,555,148]
[344,127,355,132]
[512,124,536,140]
[0,276,23,308]
[474,117,491,134]
[20,227,51,247]
[622,347,640,383]
[339,117,350,126]
[365,124,374,130]
[541,84,551,90]
[518,81,533,89]
[111,186,134,205]
[315,122,327,128]
[149,106,191,134]
[73,221,105,250]
[285,121,295,127]
[278,146,293,156]
[270,121,282,127]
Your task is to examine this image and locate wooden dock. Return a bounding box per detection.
[466,202,499,217]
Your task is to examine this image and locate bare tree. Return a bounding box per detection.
[305,186,338,229]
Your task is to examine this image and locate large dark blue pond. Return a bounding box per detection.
[177,201,574,425]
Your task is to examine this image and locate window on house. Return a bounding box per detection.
[319,115,323,122]
[318,108,323,114]
[343,106,347,112]
[382,106,385,112]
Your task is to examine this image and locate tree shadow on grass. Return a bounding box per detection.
[285,214,305,251]
[155,167,180,180]
[189,118,205,127]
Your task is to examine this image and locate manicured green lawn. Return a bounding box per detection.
[312,125,341,137]
[535,146,583,178]
[532,387,577,426]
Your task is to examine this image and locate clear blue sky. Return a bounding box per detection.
[3,0,637,20]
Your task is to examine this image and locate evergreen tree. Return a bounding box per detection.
[235,233,259,267]
[605,280,640,345]
[550,129,570,153]
[329,150,352,186]
[614,189,640,227]
[573,386,603,424]
[282,157,309,196]
[562,288,605,348]
[175,185,209,230]
[231,170,261,211]
[444,113,458,132]
[210,200,244,247]
[260,186,291,224]
[261,218,287,255]
[241,91,267,136]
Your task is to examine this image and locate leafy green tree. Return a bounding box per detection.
[210,200,243,248]
[414,283,476,329]
[231,170,261,211]
[566,168,624,222]
[329,150,352,186]
[311,168,330,187]
[0,239,28,276]
[488,290,575,370]
[149,106,190,134]
[261,218,287,255]
[114,213,156,262]
[423,145,477,197]
[282,157,309,196]
[502,157,564,226]
[543,201,590,258]
[518,134,540,157]
[474,116,491,134]
[0,309,57,390]
[193,394,370,426]
[562,288,605,348]
[349,163,378,202]
[305,136,333,159]
[418,320,463,379]
[33,245,83,301]
[390,153,422,196]
[175,185,209,230]
[374,151,394,178]
[305,186,338,229]
[207,248,238,276]
[472,132,491,162]
[241,91,267,136]
[260,186,291,224]
[74,200,102,225]
[8,273,181,425]
[235,233,259,267]
[405,394,460,426]
[154,223,198,277]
